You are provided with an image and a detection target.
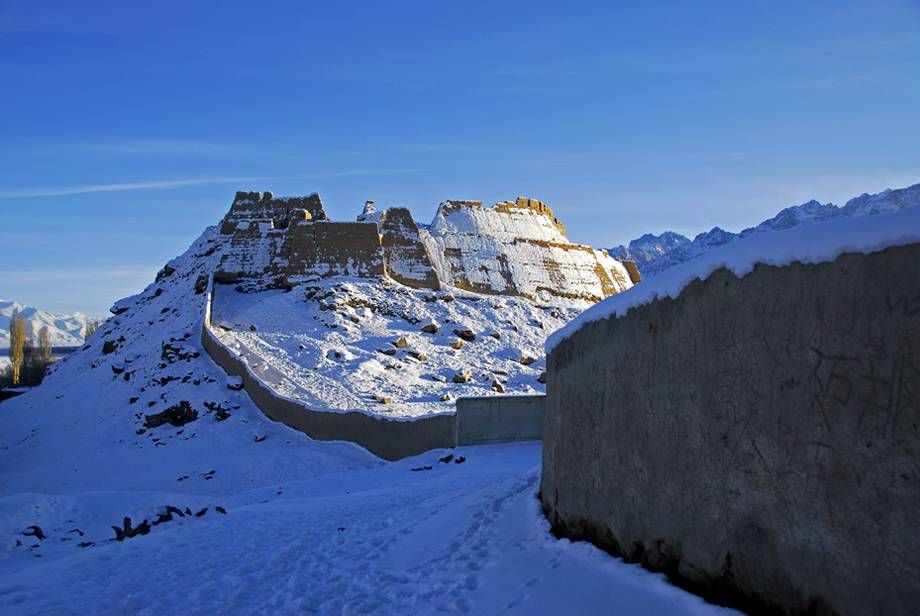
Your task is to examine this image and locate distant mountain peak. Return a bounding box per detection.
[613,182,920,280]
[0,300,94,348]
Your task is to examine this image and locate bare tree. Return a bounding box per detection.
[8,310,26,386]
[84,317,101,340]
[38,326,52,365]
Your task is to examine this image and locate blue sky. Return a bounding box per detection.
[2,0,918,318]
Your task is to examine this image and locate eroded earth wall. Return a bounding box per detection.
[286,221,385,281]
[380,207,441,290]
[541,243,920,615]
[422,197,633,302]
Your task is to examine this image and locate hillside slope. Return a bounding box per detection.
[0,205,732,614]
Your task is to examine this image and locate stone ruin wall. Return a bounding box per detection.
[422,198,634,302]
[379,207,441,290]
[541,243,920,615]
[286,221,385,282]
[215,191,637,302]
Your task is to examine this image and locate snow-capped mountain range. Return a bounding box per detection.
[609,183,920,280]
[0,300,95,348]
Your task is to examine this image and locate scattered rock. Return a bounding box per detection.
[227,376,244,391]
[392,337,408,348]
[194,274,209,294]
[450,340,464,350]
[408,351,427,361]
[439,454,454,463]
[112,516,150,541]
[102,340,118,354]
[161,342,199,363]
[489,332,501,339]
[491,380,506,393]
[421,322,439,334]
[249,324,257,331]
[432,374,447,383]
[379,348,397,356]
[440,393,454,402]
[441,293,455,302]
[111,362,125,375]
[24,526,46,541]
[153,506,186,525]
[204,401,231,421]
[520,356,538,365]
[537,371,547,383]
[493,369,508,376]
[453,329,476,341]
[144,401,199,429]
[453,369,473,384]
[155,264,176,282]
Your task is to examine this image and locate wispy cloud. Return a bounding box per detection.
[60,139,257,157]
[0,178,268,199]
[0,169,420,199]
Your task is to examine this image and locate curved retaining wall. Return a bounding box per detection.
[201,327,457,461]
[541,243,920,615]
[200,278,455,461]
[201,278,545,461]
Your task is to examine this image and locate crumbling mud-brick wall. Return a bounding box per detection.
[379,207,441,290]
[422,198,634,302]
[219,191,327,234]
[216,191,325,283]
[542,243,920,615]
[286,221,385,281]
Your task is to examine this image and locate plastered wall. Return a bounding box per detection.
[542,243,920,615]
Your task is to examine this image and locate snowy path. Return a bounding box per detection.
[0,443,736,615]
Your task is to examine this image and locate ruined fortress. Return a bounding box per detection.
[216,191,640,302]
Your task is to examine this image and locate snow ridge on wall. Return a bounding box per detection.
[548,205,920,354]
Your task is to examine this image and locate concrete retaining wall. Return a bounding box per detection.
[201,325,457,461]
[202,278,546,460]
[541,243,920,615]
[456,395,545,445]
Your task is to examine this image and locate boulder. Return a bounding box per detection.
[453,329,476,341]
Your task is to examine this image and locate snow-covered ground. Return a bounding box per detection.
[0,440,737,615]
[0,223,739,614]
[212,281,585,418]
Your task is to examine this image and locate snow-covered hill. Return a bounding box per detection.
[0,300,95,348]
[0,195,734,613]
[212,282,579,418]
[610,182,920,280]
